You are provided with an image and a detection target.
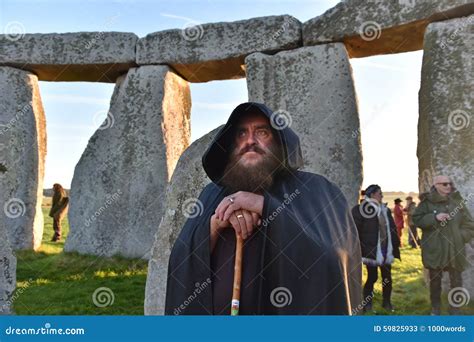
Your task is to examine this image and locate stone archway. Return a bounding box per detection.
[0,0,472,314]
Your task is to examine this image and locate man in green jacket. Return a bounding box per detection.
[413,175,474,315]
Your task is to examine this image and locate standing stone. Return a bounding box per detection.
[0,66,46,250]
[0,216,16,315]
[246,44,362,205]
[418,15,474,297]
[65,65,191,259]
[145,127,220,315]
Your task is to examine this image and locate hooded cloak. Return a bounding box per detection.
[165,102,362,315]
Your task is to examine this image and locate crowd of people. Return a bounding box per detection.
[352,177,474,315]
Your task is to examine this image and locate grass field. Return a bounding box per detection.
[12,195,474,315]
[13,207,148,315]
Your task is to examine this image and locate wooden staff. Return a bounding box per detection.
[231,233,244,316]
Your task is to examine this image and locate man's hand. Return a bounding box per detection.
[215,191,264,222]
[436,213,450,222]
[210,210,261,252]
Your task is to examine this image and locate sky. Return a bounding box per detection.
[1,0,422,192]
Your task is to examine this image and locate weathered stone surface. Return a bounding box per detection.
[0,217,16,315]
[65,65,191,259]
[137,15,302,82]
[0,66,46,250]
[418,16,474,297]
[303,0,474,58]
[0,32,138,82]
[246,44,362,205]
[145,127,220,315]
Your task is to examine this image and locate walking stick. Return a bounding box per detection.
[407,225,420,248]
[231,233,244,316]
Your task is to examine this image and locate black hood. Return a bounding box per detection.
[202,102,304,185]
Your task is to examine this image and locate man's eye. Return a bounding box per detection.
[257,129,269,137]
[238,130,246,137]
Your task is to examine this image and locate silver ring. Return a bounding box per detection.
[228,197,235,203]
[236,214,244,219]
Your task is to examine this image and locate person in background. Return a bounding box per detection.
[352,185,401,313]
[413,175,474,315]
[49,183,69,242]
[404,196,419,248]
[393,198,404,247]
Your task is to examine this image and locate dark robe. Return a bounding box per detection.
[165,102,362,315]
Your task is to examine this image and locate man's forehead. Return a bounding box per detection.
[236,112,270,127]
[434,175,450,183]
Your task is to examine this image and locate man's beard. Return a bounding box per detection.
[220,142,283,193]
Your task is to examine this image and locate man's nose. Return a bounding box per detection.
[244,131,257,144]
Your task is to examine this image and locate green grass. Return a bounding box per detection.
[12,205,473,315]
[363,245,474,315]
[13,207,148,315]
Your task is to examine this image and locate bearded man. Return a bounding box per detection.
[165,102,362,315]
